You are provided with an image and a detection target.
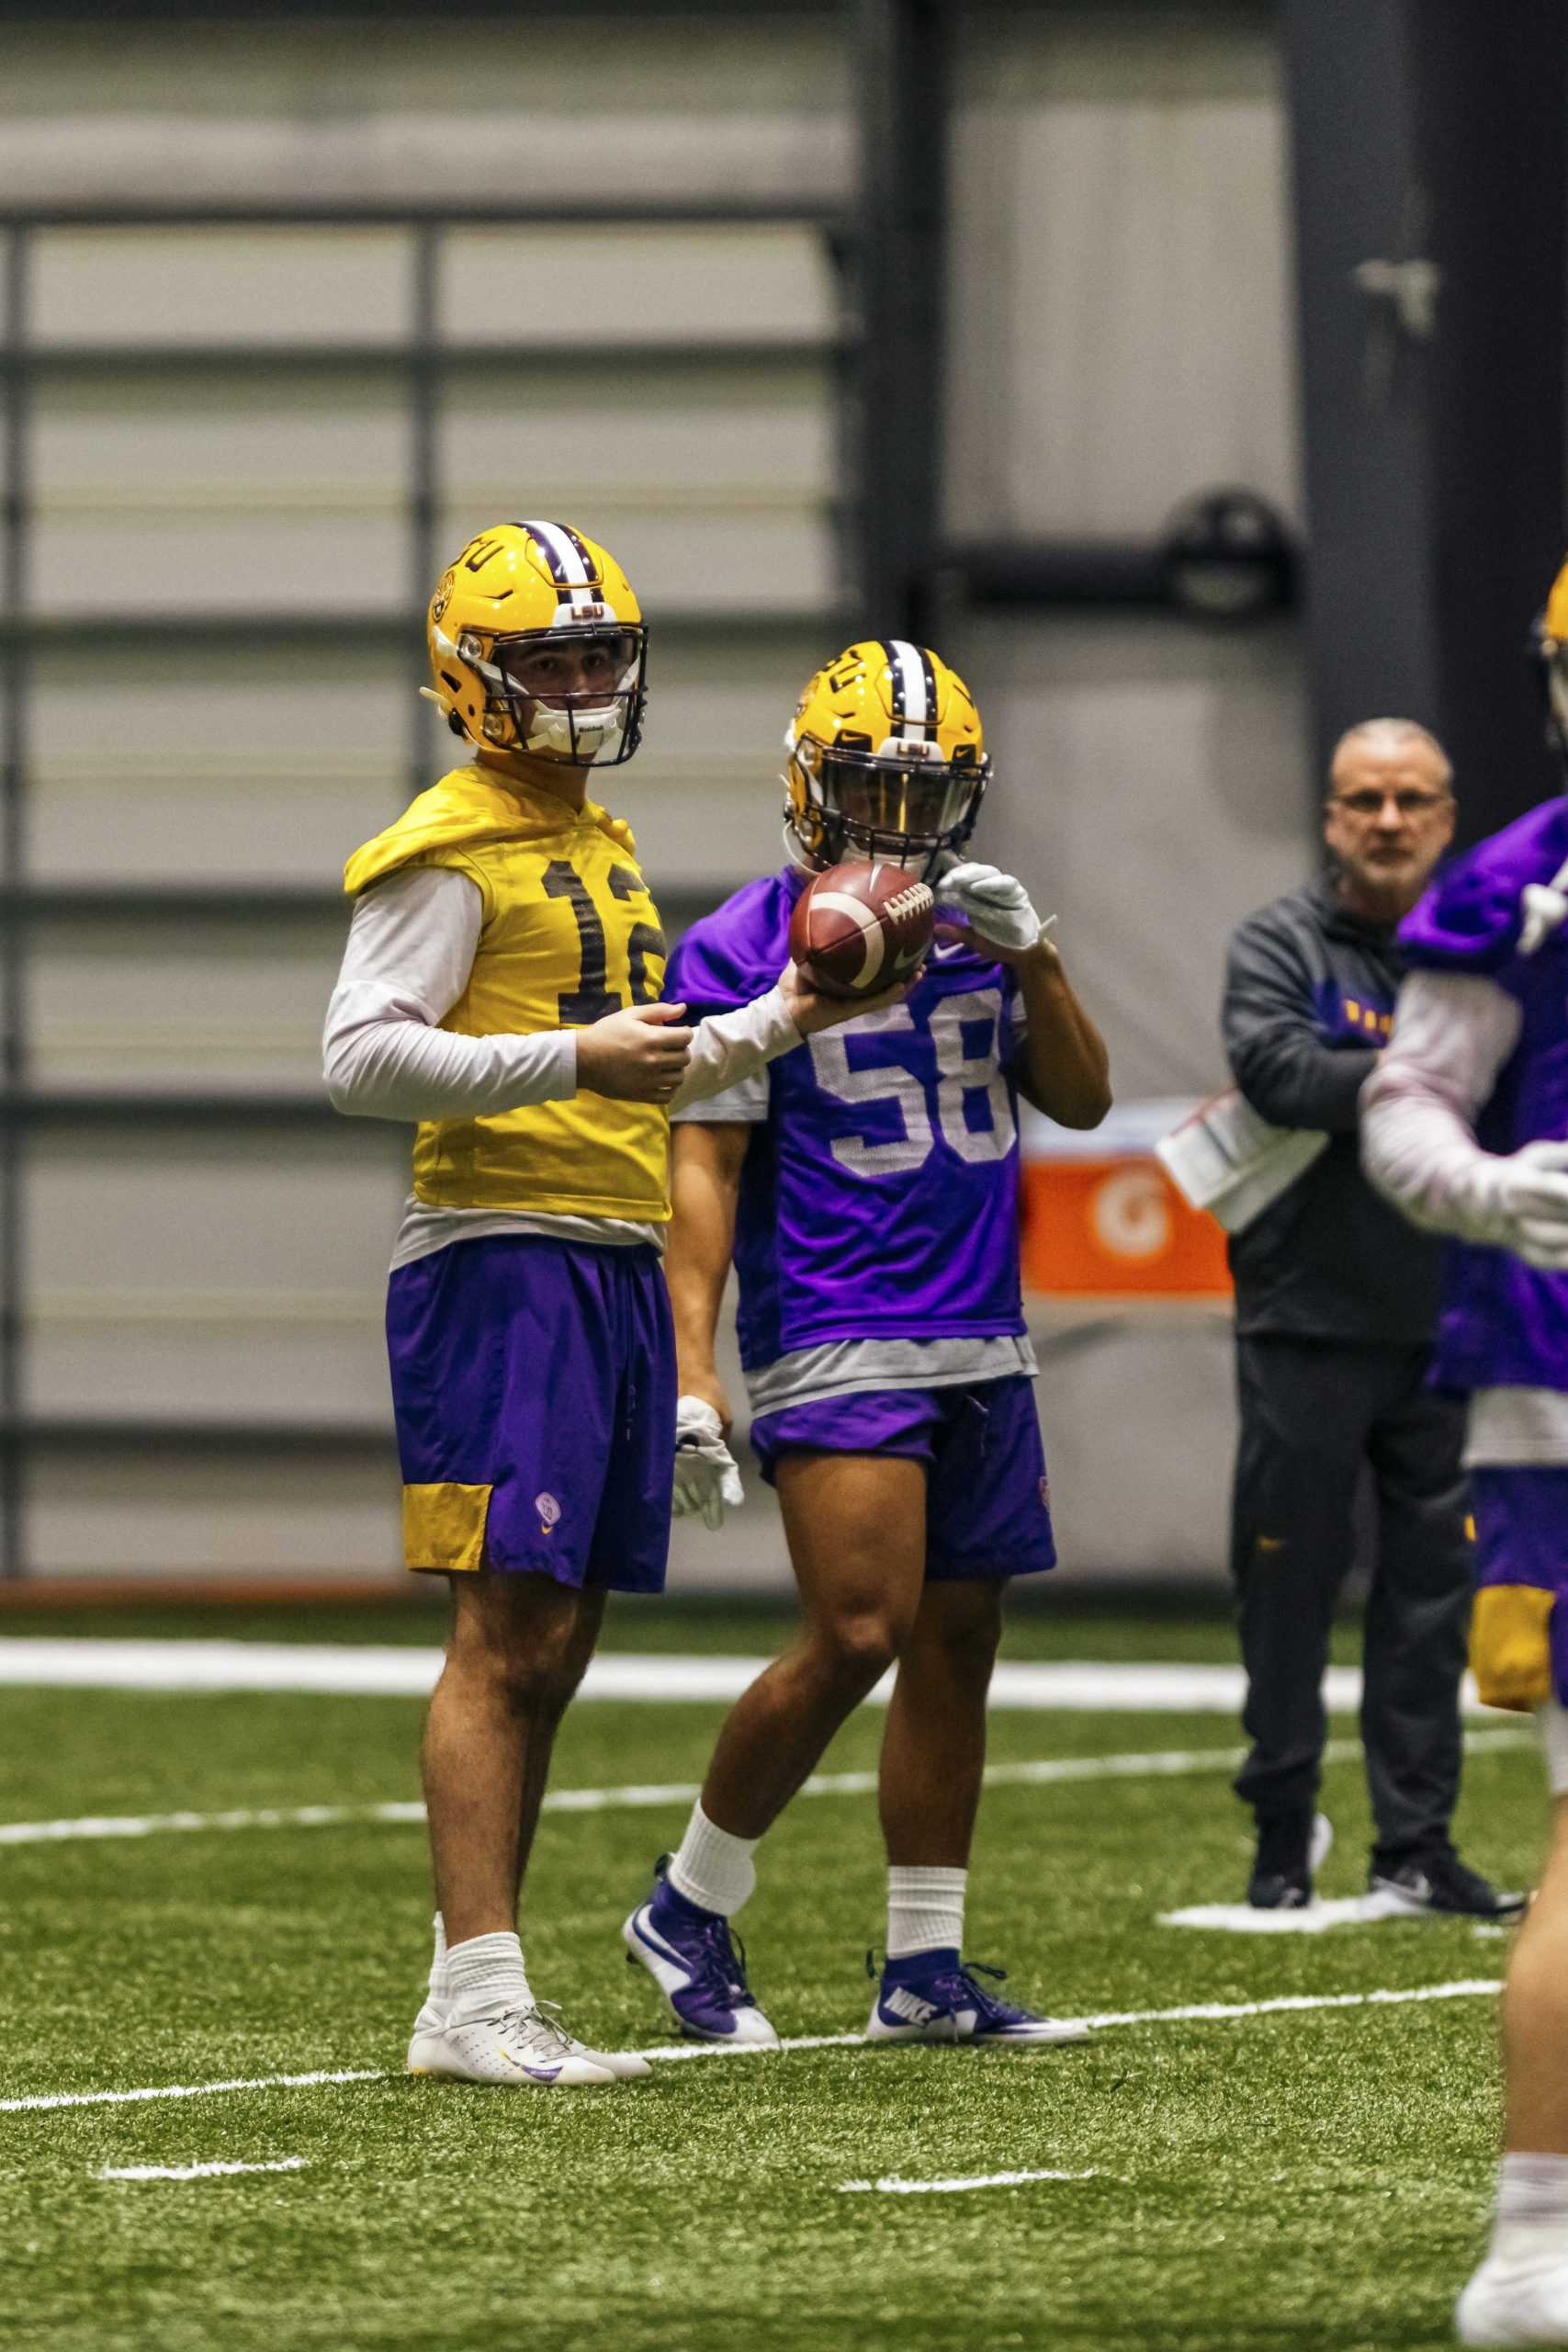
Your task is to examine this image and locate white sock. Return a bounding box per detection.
[429,1912,448,2004]
[446,1930,531,2021]
[887,1866,967,1960]
[1495,2154,1568,2229]
[667,1803,759,1917]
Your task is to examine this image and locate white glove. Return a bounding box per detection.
[1468,1141,1568,1269]
[931,858,1047,956]
[671,1395,745,1530]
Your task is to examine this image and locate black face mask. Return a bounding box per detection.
[799,748,989,875]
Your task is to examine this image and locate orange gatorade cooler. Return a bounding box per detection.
[1018,1101,1233,1302]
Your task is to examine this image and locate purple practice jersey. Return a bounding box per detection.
[667,869,1029,1385]
[1398,795,1568,1394]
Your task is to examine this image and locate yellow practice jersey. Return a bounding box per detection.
[344,762,671,1220]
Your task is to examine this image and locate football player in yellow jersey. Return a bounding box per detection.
[324,521,896,2088]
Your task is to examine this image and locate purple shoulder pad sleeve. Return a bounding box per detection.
[1400,797,1568,976]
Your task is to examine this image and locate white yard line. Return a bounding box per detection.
[4,1979,1502,2117]
[99,2158,308,2182]
[839,2168,1100,2194]
[630,1976,1506,2061]
[0,1730,1530,1850]
[1077,1978,1504,2030]
[3,2068,381,2115]
[0,1638,1510,1716]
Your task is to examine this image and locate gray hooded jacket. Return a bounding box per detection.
[1220,876,1442,1344]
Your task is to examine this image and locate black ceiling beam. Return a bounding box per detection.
[3,608,843,652]
[0,0,836,16]
[0,199,852,232]
[3,339,847,379]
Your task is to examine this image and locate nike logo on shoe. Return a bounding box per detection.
[631,1914,687,1969]
[883,1987,941,2026]
[497,2047,562,2083]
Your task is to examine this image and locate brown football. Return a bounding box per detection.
[788,861,935,1000]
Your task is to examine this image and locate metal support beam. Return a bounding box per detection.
[1409,3,1567,836]
[1280,0,1566,835]
[1280,0,1438,785]
[407,223,443,802]
[1,223,27,1578]
[854,0,951,639]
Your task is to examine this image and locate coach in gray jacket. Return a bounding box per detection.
[1222,718,1517,1916]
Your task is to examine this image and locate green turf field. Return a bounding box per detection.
[0,1602,1541,2350]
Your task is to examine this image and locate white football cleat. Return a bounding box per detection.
[407,2002,622,2087]
[1458,2248,1568,2346]
[553,2030,651,2082]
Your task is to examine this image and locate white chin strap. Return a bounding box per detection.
[525,701,625,760]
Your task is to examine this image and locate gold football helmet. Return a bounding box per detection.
[424,521,647,767]
[1536,556,1568,765]
[784,639,989,873]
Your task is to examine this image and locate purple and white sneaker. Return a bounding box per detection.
[864,1950,1090,2046]
[623,1857,779,2047]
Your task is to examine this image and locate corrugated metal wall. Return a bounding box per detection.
[0,5,1310,1582]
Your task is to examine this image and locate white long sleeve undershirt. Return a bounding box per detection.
[323,866,578,1120]
[1359,969,1522,1240]
[1362,969,1568,1464]
[321,865,802,1268]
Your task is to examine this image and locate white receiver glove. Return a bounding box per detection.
[671,1395,745,1530]
[931,859,1048,956]
[1465,1140,1568,1269]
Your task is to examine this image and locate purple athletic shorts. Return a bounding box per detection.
[386,1235,675,1591]
[748,1374,1056,1581]
[1471,1466,1568,1702]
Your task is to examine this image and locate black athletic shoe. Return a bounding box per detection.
[1368,1846,1527,1919]
[1247,1810,1315,1910]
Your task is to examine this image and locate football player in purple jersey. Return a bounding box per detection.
[1363,561,1568,2346]
[622,639,1111,2047]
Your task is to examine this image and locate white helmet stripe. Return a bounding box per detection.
[886,639,933,728]
[518,518,592,587]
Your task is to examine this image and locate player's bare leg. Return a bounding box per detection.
[1458,1779,1568,2342]
[866,1573,1085,2047]
[410,1572,634,2086]
[699,1450,927,1837]
[877,1577,1003,1866]
[423,1571,604,1941]
[624,1452,923,2044]
[1502,1795,1568,2156]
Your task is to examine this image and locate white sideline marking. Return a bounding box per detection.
[0,1638,1510,1717]
[100,2157,308,2182]
[4,1980,1504,2116]
[1077,1978,1503,2030]
[1161,1892,1435,1935]
[2,2068,380,2114]
[631,1975,1505,2061]
[0,1730,1530,1850]
[839,2168,1099,2195]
